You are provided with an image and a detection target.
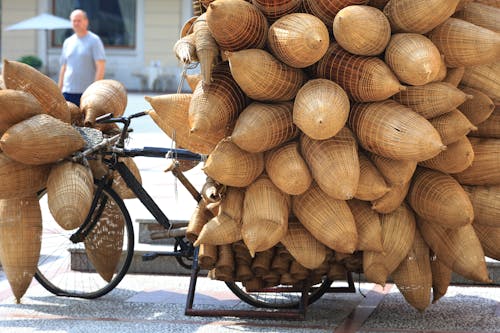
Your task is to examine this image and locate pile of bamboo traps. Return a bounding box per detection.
[150,0,500,312]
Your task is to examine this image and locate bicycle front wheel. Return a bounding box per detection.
[35,184,134,299]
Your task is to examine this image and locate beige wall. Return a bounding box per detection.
[2,1,39,62]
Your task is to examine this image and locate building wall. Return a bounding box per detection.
[2,0,38,62]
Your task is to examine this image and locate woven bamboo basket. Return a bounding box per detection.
[429,18,500,68]
[429,109,477,145]
[458,86,495,125]
[367,152,417,186]
[235,261,254,282]
[173,33,199,65]
[300,128,359,200]
[184,73,202,92]
[67,101,83,126]
[327,262,347,281]
[453,137,500,185]
[0,90,42,134]
[231,101,298,153]
[430,253,452,304]
[264,141,312,195]
[355,150,389,201]
[461,62,500,102]
[215,244,235,278]
[84,196,125,282]
[302,0,369,27]
[312,43,405,102]
[252,0,302,21]
[475,0,500,8]
[454,2,500,33]
[111,157,142,199]
[385,33,442,86]
[206,0,268,52]
[270,250,291,274]
[383,0,460,34]
[392,82,470,119]
[418,218,491,283]
[462,185,500,228]
[267,13,329,68]
[241,175,290,256]
[290,260,310,281]
[419,136,474,174]
[333,5,391,56]
[443,67,466,87]
[408,167,474,228]
[292,182,357,254]
[349,100,445,161]
[2,59,70,123]
[80,79,127,126]
[293,79,350,140]
[363,203,416,286]
[367,0,389,9]
[456,0,474,11]
[226,49,306,102]
[0,153,49,199]
[0,114,85,165]
[371,180,410,214]
[0,195,41,303]
[198,243,218,270]
[192,14,219,84]
[218,186,244,221]
[203,138,264,187]
[47,161,93,230]
[186,199,214,242]
[391,229,432,312]
[433,55,447,83]
[346,198,384,252]
[233,240,252,265]
[251,248,274,276]
[470,106,500,139]
[473,224,500,260]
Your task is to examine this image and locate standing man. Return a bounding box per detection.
[58,9,106,106]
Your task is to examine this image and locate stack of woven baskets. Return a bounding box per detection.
[147,0,500,311]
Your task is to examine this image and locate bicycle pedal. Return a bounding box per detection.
[142,252,159,261]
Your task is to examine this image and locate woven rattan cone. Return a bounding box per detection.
[232,240,252,265]
[475,0,500,8]
[203,138,264,187]
[280,273,297,286]
[289,260,310,281]
[418,218,491,283]
[429,109,477,145]
[454,2,500,33]
[192,14,219,84]
[458,86,495,125]
[84,194,125,282]
[2,59,70,123]
[0,90,42,134]
[47,161,93,230]
[367,152,416,186]
[371,180,411,214]
[462,184,500,227]
[194,213,242,246]
[112,157,142,199]
[218,187,244,221]
[262,271,281,287]
[292,182,357,254]
[385,33,442,86]
[349,100,445,161]
[215,244,235,274]
[251,248,274,276]
[333,5,390,56]
[302,0,369,27]
[0,195,41,303]
[311,43,405,102]
[252,0,302,21]
[347,199,383,252]
[409,167,474,227]
[443,67,465,87]
[270,251,291,275]
[473,224,500,260]
[363,203,416,286]
[173,34,198,65]
[461,62,500,102]
[67,101,83,126]
[453,137,500,185]
[198,243,218,269]
[0,153,50,199]
[355,151,389,201]
[0,114,85,165]
[367,0,389,9]
[243,277,264,291]
[267,13,329,68]
[430,253,452,304]
[235,261,254,282]
[231,101,298,153]
[293,79,350,140]
[265,141,312,195]
[456,0,474,11]
[392,229,432,312]
[429,18,500,68]
[80,79,127,126]
[471,106,500,139]
[393,82,469,119]
[419,136,474,174]
[206,0,268,51]
[186,199,214,242]
[433,55,447,83]
[383,0,460,34]
[226,49,306,102]
[184,73,202,92]
[300,128,359,200]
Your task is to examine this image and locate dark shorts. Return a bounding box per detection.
[63,92,83,107]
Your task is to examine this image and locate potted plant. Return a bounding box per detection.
[17,55,43,70]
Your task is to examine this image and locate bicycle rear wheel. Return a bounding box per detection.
[35,184,134,299]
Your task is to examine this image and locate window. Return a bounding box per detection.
[52,0,136,48]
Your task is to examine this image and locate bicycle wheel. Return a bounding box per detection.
[35,184,134,299]
[225,278,332,309]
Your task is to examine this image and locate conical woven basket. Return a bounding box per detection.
[184,73,202,93]
[290,260,310,281]
[470,106,500,139]
[385,33,442,86]
[67,101,83,126]
[463,184,500,228]
[419,136,474,174]
[473,224,500,260]
[251,248,274,276]
[267,13,329,68]
[349,100,445,161]
[270,250,291,274]
[367,0,389,9]
[194,213,242,246]
[363,203,416,286]
[443,67,466,87]
[383,0,460,34]
[458,86,495,125]
[409,167,474,228]
[430,253,452,304]
[206,0,268,51]
[186,199,214,242]
[292,182,357,254]
[475,0,500,8]
[418,218,491,283]
[391,229,432,312]
[215,244,235,277]
[203,138,264,187]
[231,101,298,153]
[47,161,93,230]
[454,3,500,33]
[111,157,142,199]
[429,109,477,145]
[218,186,244,221]
[252,0,302,21]
[333,5,391,56]
[355,150,389,201]
[433,55,447,83]
[293,79,350,140]
[346,199,384,252]
[371,180,411,214]
[0,90,42,134]
[192,14,219,84]
[226,49,306,102]
[461,62,500,102]
[198,243,218,270]
[456,0,474,11]
[300,128,359,200]
[264,141,312,195]
[367,152,416,186]
[0,195,41,303]
[428,18,500,68]
[453,137,500,185]
[235,261,254,282]
[2,59,70,123]
[232,240,252,265]
[327,262,347,281]
[312,43,405,102]
[80,79,127,126]
[302,0,369,27]
[173,33,199,65]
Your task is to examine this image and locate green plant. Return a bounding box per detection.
[17,55,43,70]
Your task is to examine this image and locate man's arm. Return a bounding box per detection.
[95,60,105,81]
[58,63,67,90]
